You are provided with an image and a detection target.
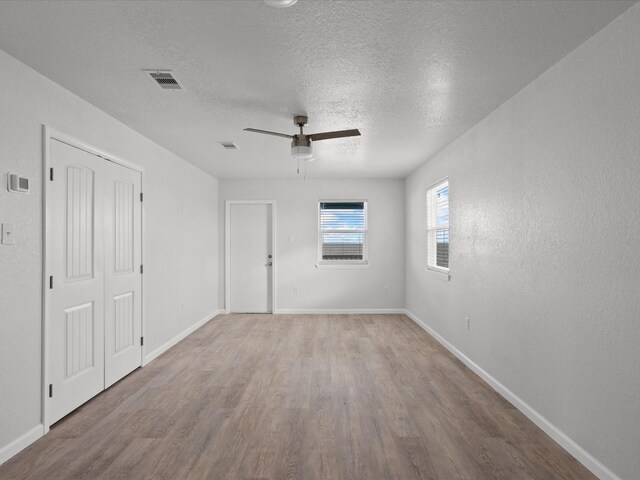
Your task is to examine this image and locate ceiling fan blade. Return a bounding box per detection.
[244,128,293,139]
[308,129,361,142]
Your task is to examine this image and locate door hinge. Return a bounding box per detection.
[49,168,54,181]
[140,192,143,202]
[49,276,53,289]
[49,384,53,398]
[140,336,144,346]
[140,265,143,274]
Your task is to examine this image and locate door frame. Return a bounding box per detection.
[41,126,145,433]
[224,200,277,314]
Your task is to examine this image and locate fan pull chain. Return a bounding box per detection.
[297,157,300,175]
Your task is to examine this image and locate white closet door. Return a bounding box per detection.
[103,161,142,387]
[49,140,106,424]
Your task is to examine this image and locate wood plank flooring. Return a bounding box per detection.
[0,314,595,479]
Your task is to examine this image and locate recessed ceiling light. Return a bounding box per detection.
[264,0,298,8]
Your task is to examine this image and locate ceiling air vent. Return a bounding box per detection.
[144,70,183,90]
[218,141,238,150]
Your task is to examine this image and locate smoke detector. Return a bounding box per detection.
[144,70,183,90]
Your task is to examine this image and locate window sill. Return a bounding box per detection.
[426,267,450,281]
[317,262,369,269]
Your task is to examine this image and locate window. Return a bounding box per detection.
[319,201,368,265]
[427,180,449,272]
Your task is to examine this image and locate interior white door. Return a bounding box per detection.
[49,140,106,424]
[103,161,142,387]
[229,204,272,313]
[49,139,143,423]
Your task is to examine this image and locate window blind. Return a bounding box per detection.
[427,182,449,270]
[319,201,367,262]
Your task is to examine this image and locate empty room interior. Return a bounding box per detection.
[0,1,639,479]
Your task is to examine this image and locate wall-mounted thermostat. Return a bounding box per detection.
[7,173,29,194]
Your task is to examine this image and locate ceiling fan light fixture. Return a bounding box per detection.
[291,144,312,160]
[264,0,298,7]
[244,115,360,168]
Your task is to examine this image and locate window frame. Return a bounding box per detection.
[426,179,450,276]
[317,199,369,268]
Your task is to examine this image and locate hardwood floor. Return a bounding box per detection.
[0,314,595,480]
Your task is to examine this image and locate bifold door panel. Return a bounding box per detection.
[104,166,142,388]
[49,139,142,424]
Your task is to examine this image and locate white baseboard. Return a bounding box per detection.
[0,424,44,466]
[143,309,223,365]
[403,310,620,480]
[273,308,406,315]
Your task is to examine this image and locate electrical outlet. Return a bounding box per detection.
[465,317,470,330]
[293,286,298,294]
[383,286,389,293]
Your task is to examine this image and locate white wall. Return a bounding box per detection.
[405,5,640,479]
[0,49,219,457]
[219,179,404,312]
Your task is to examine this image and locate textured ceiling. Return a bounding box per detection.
[0,0,634,179]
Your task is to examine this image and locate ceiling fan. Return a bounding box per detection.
[244,115,361,161]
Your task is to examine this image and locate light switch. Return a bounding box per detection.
[2,223,15,245]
